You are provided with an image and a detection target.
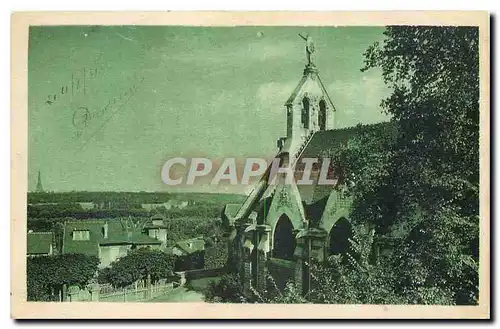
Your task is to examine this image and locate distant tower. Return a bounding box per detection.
[36,170,44,192]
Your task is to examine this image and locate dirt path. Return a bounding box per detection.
[147,287,205,303]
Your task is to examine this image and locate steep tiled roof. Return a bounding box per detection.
[63,219,161,256]
[100,232,161,245]
[151,213,166,220]
[27,232,53,255]
[300,122,396,159]
[296,121,396,205]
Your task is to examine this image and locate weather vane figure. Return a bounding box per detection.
[299,33,315,65]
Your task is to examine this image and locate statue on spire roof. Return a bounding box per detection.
[299,33,315,66]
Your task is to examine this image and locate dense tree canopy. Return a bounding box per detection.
[102,248,175,288]
[330,26,480,305]
[28,191,245,206]
[27,253,99,301]
[362,26,479,215]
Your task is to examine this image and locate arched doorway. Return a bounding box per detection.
[328,217,352,263]
[319,99,327,130]
[273,214,296,260]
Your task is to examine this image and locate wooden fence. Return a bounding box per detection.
[68,279,174,302]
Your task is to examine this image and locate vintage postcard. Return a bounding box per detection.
[11,11,490,319]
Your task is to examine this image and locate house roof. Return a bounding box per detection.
[151,213,166,220]
[143,223,168,229]
[173,238,205,256]
[27,232,53,255]
[143,213,168,229]
[63,219,161,256]
[100,232,161,246]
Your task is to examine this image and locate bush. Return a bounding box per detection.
[204,241,228,269]
[27,253,99,301]
[204,274,245,303]
[104,248,175,288]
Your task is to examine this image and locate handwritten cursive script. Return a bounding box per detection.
[46,67,99,106]
[73,74,145,147]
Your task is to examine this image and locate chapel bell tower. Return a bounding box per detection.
[278,34,336,157]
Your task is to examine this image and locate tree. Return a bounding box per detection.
[204,274,246,303]
[355,26,479,305]
[27,253,99,301]
[327,122,398,234]
[308,224,406,304]
[104,248,175,288]
[312,26,480,306]
[362,26,479,217]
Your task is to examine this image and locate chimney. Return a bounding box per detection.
[103,222,108,239]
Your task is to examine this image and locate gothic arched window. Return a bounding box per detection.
[319,99,327,130]
[302,97,310,129]
[328,217,353,264]
[273,214,296,260]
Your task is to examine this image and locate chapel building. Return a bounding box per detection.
[222,41,392,296]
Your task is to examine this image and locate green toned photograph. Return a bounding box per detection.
[23,21,485,312]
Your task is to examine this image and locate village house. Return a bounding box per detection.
[62,218,162,267]
[142,213,168,247]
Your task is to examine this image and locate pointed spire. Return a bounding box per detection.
[36,170,44,193]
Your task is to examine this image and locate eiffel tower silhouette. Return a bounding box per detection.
[36,170,44,192]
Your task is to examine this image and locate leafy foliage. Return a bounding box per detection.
[322,26,481,305]
[27,253,99,301]
[361,26,479,217]
[204,271,307,304]
[103,248,175,288]
[162,217,223,246]
[28,191,245,209]
[204,274,246,303]
[27,192,244,222]
[204,240,228,269]
[361,26,479,305]
[28,204,149,220]
[308,225,406,304]
[327,123,398,234]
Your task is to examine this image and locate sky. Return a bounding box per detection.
[28,26,390,193]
